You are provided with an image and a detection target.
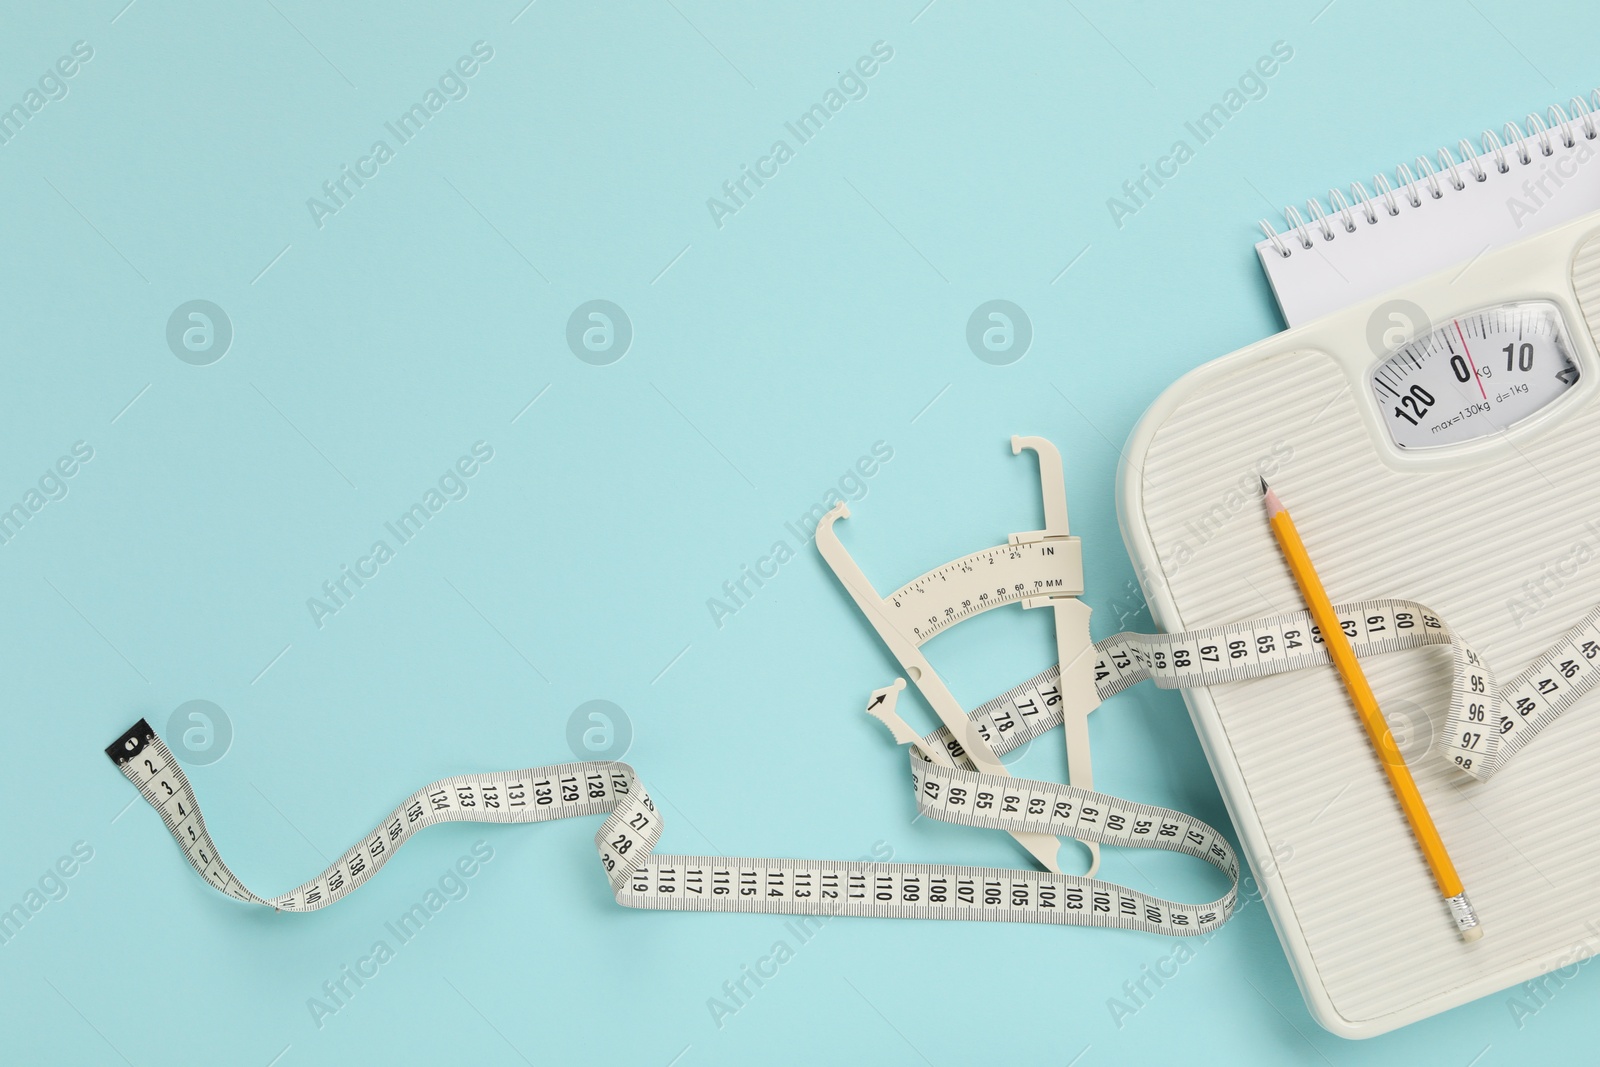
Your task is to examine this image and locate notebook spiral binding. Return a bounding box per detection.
[1258,90,1600,258]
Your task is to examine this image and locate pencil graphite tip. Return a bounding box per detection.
[1260,480,1284,517]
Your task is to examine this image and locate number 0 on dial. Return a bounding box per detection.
[1370,300,1580,449]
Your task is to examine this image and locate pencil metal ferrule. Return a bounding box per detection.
[1447,892,1481,938]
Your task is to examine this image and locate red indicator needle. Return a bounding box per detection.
[1453,320,1488,400]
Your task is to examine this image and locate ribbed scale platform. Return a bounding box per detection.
[1124,229,1600,1033]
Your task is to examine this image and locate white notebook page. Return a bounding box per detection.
[1257,95,1600,326]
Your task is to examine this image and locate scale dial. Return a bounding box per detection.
[1370,300,1580,450]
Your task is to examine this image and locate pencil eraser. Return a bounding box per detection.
[1461,925,1484,943]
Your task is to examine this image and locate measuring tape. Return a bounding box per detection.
[925,596,1600,782]
[107,719,1237,932]
[108,597,1600,929]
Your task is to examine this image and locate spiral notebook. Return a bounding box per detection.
[1257,89,1600,326]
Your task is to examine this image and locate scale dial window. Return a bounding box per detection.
[1370,300,1580,450]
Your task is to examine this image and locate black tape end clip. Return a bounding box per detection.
[106,720,155,765]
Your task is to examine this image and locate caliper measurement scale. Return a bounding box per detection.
[1371,300,1580,449]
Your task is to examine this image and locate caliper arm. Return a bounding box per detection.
[1011,435,1101,876]
[817,505,1066,875]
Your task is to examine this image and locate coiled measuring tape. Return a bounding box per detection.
[108,597,1600,931]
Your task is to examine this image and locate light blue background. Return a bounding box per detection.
[1,1,1590,1063]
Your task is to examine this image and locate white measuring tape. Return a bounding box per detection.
[951,596,1600,783]
[108,597,1600,931]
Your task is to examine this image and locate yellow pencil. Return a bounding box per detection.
[1261,479,1482,942]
